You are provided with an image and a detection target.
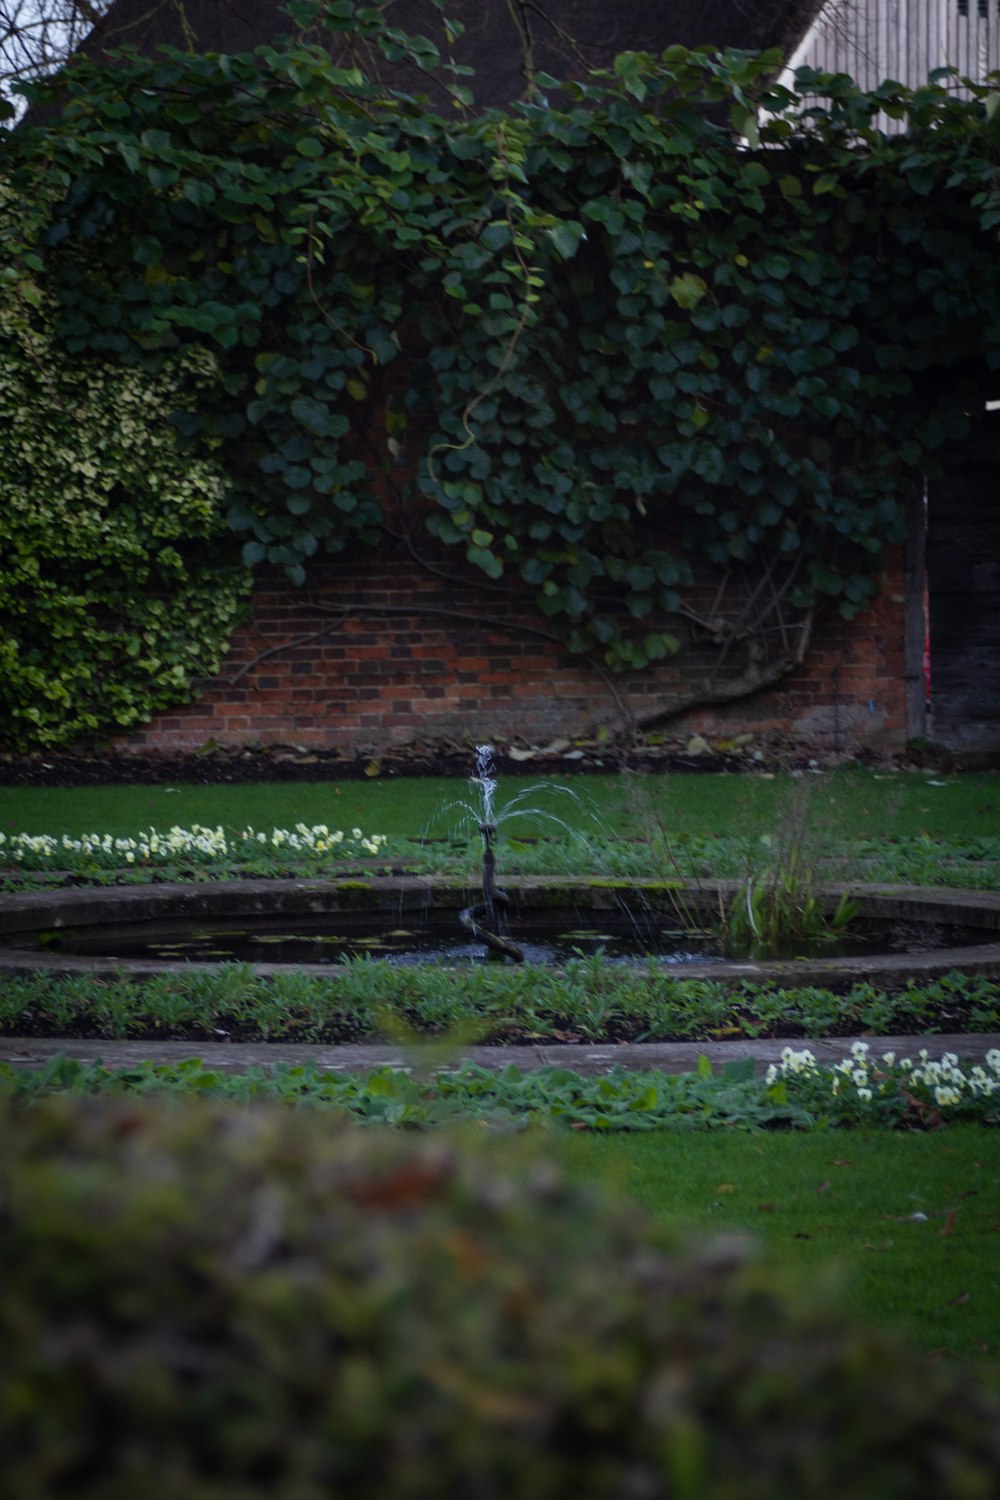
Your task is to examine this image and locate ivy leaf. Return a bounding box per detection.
[547,221,586,261]
[290,396,348,438]
[731,108,761,148]
[669,273,708,310]
[467,545,503,578]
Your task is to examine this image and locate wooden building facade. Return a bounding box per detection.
[780,0,1000,105]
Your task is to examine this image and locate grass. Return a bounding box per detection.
[3,769,1000,891]
[2,766,998,1375]
[3,766,1000,843]
[566,1125,1000,1367]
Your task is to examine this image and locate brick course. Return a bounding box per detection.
[119,535,909,754]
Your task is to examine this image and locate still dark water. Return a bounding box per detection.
[22,911,977,967]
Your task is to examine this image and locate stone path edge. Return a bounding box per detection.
[2,1034,998,1078]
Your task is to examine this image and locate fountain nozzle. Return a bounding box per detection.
[456,789,524,962]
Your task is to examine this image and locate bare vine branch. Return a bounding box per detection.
[601,606,815,738]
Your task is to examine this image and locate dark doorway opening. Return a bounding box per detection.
[924,406,1000,752]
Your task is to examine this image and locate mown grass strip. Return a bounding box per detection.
[3,768,1000,842]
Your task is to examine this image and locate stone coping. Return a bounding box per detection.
[2,1034,999,1078]
[1,877,1000,988]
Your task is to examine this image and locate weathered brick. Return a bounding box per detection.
[108,541,908,754]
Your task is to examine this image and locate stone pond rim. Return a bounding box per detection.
[2,878,1000,988]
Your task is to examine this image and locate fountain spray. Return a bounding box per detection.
[459,745,525,961]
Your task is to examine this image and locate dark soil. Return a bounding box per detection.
[0,744,764,786]
[0,1009,967,1047]
[0,738,964,788]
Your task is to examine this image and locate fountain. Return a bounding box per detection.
[1,748,1000,985]
[457,747,525,962]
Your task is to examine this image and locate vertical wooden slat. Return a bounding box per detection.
[926,0,940,87]
[962,0,971,78]
[778,0,996,118]
[907,0,919,84]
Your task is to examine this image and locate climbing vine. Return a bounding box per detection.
[2,0,1000,746]
[0,190,250,749]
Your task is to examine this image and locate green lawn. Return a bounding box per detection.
[565,1124,1000,1367]
[3,765,999,1375]
[2,767,999,843]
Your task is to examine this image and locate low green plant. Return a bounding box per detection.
[766,1040,1000,1127]
[2,1048,999,1130]
[2,1095,999,1500]
[0,822,389,872]
[724,870,859,957]
[719,778,861,957]
[2,966,999,1047]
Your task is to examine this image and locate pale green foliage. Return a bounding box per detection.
[0,217,250,748]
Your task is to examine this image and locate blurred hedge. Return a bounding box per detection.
[1,1097,998,1499]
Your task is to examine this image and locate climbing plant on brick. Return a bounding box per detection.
[0,190,250,749]
[2,0,1000,745]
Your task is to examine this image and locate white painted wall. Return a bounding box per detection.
[779,0,1000,116]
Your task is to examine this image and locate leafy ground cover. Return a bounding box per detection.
[5,1043,998,1129]
[3,966,999,1045]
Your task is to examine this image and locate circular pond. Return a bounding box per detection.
[2,878,1000,987]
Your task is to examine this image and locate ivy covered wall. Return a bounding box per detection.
[1,1,999,752]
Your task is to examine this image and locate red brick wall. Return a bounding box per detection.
[123,537,909,755]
